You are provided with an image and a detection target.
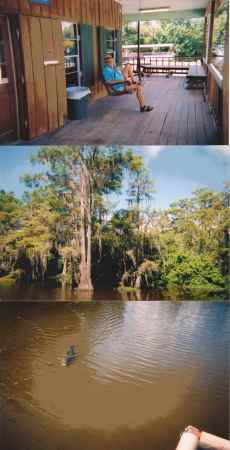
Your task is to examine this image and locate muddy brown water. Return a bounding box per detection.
[0,283,228,301]
[0,302,229,450]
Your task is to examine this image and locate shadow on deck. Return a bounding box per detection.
[30,76,220,146]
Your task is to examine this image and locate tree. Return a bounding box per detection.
[0,148,229,299]
[0,190,23,235]
[22,146,135,290]
[123,19,205,57]
[127,155,155,212]
[0,191,24,280]
[0,187,63,283]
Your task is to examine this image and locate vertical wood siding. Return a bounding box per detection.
[19,15,67,139]
[222,11,229,144]
[52,19,67,128]
[205,0,229,144]
[0,0,122,28]
[5,0,122,139]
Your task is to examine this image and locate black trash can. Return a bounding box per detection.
[67,87,90,120]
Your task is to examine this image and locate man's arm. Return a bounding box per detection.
[176,426,230,450]
[106,79,128,85]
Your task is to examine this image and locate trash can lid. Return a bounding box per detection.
[67,86,91,99]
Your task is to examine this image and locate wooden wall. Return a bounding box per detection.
[207,71,223,128]
[0,0,122,29]
[0,0,122,140]
[19,16,67,139]
[205,0,229,144]
[222,10,229,145]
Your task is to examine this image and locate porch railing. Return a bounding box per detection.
[122,54,201,74]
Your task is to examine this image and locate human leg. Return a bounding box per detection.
[126,84,153,112]
[123,64,135,82]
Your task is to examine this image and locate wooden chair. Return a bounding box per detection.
[102,77,131,96]
[102,71,143,97]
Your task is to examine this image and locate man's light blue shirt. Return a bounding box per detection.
[102,65,124,91]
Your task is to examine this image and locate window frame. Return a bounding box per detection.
[106,29,118,62]
[62,22,82,87]
[0,22,9,85]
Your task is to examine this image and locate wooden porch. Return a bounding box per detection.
[30,76,219,146]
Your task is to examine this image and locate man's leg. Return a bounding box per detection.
[126,84,144,106]
[127,84,153,112]
[123,64,135,82]
[135,84,145,108]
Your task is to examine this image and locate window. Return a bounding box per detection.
[62,22,81,87]
[0,25,8,84]
[98,28,121,71]
[211,3,228,74]
[106,30,117,60]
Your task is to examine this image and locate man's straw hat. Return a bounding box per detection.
[104,54,113,62]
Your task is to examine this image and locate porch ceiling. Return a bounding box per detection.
[120,0,209,21]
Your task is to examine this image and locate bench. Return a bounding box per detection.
[185,65,207,101]
[186,65,207,89]
[140,64,189,75]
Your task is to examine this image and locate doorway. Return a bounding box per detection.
[0,16,18,143]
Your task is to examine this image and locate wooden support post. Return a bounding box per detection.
[223,8,229,144]
[137,20,140,74]
[203,16,207,61]
[207,0,215,63]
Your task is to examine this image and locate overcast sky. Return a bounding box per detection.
[0,146,229,209]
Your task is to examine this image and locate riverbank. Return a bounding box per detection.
[0,282,228,302]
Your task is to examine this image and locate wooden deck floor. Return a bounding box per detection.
[31,76,219,146]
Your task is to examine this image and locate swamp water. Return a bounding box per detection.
[0,283,228,302]
[0,301,229,450]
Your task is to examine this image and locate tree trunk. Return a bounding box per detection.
[61,256,68,286]
[78,161,94,291]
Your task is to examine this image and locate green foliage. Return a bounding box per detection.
[94,182,229,294]
[127,157,155,208]
[0,147,229,298]
[212,3,228,50]
[163,252,225,291]
[123,19,205,57]
[0,146,138,288]
[123,22,139,45]
[154,20,204,57]
[0,190,23,235]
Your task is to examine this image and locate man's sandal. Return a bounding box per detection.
[140,105,154,112]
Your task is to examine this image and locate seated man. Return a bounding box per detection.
[102,54,154,113]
